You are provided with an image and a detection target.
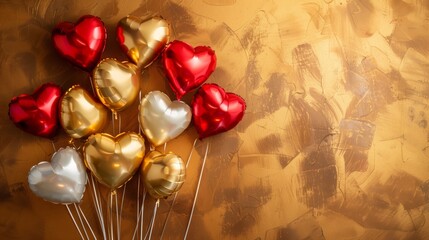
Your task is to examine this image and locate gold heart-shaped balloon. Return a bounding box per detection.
[116,16,170,68]
[141,150,186,199]
[60,85,108,139]
[84,132,145,189]
[92,58,140,112]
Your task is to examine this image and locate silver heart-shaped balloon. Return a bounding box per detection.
[139,91,191,146]
[28,147,87,204]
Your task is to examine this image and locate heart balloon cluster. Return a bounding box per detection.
[8,14,246,205]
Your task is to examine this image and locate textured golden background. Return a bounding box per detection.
[1,0,429,239]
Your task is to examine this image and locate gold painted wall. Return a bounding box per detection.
[1,0,429,239]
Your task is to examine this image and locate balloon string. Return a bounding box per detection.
[112,111,116,136]
[89,75,96,96]
[90,174,107,239]
[77,204,98,240]
[74,203,90,240]
[160,138,198,240]
[144,200,160,240]
[184,141,210,240]
[131,189,147,240]
[89,174,106,239]
[138,90,142,134]
[69,138,74,148]
[88,175,105,236]
[66,204,85,240]
[115,191,120,240]
[140,191,147,240]
[107,191,111,240]
[110,112,121,136]
[186,138,198,168]
[136,174,141,239]
[118,113,122,135]
[108,192,114,240]
[119,183,127,240]
[51,140,57,152]
[88,178,101,236]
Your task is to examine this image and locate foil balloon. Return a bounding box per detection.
[117,15,170,68]
[162,40,216,100]
[60,85,108,139]
[141,151,186,199]
[52,15,106,72]
[8,83,61,138]
[192,84,246,139]
[83,132,145,189]
[92,58,140,112]
[139,91,191,147]
[28,147,87,204]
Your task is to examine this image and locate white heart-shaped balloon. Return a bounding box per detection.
[139,91,191,146]
[28,147,87,204]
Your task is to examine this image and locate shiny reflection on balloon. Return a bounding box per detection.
[142,150,186,199]
[92,58,140,112]
[139,91,191,147]
[117,15,170,68]
[162,40,216,100]
[83,132,145,189]
[28,147,87,204]
[52,15,106,72]
[8,83,62,138]
[60,85,108,139]
[192,83,246,139]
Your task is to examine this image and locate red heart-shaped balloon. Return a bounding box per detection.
[192,84,245,139]
[52,15,106,72]
[8,83,62,138]
[163,40,216,100]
